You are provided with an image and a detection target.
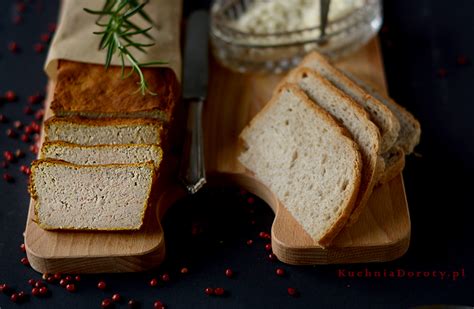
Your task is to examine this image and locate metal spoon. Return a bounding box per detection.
[319,0,331,45]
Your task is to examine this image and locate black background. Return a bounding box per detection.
[1,0,473,308]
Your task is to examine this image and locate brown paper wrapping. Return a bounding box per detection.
[45,0,182,81]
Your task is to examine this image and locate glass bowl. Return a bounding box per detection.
[210,0,383,73]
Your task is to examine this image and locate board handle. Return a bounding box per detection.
[179,98,207,194]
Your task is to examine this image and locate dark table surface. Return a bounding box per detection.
[1,0,473,308]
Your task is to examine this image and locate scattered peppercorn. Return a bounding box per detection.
[97,281,107,290]
[34,43,45,53]
[127,299,138,308]
[35,280,45,288]
[31,287,40,296]
[75,275,81,282]
[457,55,469,66]
[40,33,51,43]
[101,298,112,308]
[66,283,76,292]
[8,42,20,53]
[48,23,57,32]
[180,267,189,274]
[13,15,23,25]
[225,268,233,278]
[153,300,165,309]
[28,279,36,286]
[3,173,14,183]
[246,239,253,245]
[24,106,34,115]
[20,243,26,252]
[21,257,30,266]
[16,2,26,13]
[10,293,19,303]
[5,90,17,102]
[149,278,158,287]
[204,287,214,295]
[161,273,170,282]
[214,287,225,296]
[59,279,68,287]
[287,287,298,297]
[276,268,285,276]
[437,68,447,78]
[39,286,48,296]
[15,149,25,158]
[112,293,121,302]
[268,253,277,261]
[7,129,17,138]
[0,283,10,294]
[265,243,272,251]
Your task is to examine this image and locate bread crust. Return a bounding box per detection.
[240,84,362,247]
[29,159,156,231]
[300,52,401,153]
[44,116,165,128]
[51,60,180,121]
[376,147,406,185]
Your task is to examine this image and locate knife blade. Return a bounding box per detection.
[179,10,209,194]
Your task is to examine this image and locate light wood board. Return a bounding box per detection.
[24,39,410,273]
[203,38,411,265]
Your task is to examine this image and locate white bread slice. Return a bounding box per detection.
[29,159,156,231]
[286,68,381,225]
[342,71,421,154]
[299,52,400,153]
[239,84,362,247]
[40,142,163,170]
[44,117,163,146]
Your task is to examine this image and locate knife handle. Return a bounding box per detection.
[179,98,206,194]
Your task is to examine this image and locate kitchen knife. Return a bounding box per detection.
[179,10,209,194]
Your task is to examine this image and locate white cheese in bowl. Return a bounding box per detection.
[233,0,364,34]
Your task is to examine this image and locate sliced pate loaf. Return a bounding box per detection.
[44,117,163,146]
[51,60,180,122]
[286,68,381,225]
[299,52,400,153]
[29,159,156,230]
[239,84,362,247]
[343,71,421,155]
[40,142,163,170]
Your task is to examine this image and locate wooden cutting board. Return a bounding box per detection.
[25,38,410,274]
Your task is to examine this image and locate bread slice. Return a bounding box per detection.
[342,71,421,154]
[51,60,180,122]
[44,117,164,146]
[286,68,381,225]
[377,146,405,185]
[29,159,156,231]
[239,84,362,247]
[40,142,163,170]
[299,52,400,153]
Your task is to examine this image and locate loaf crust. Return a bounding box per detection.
[51,60,180,121]
[29,159,156,231]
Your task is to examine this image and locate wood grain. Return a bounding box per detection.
[24,39,410,273]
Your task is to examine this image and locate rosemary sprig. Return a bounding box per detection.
[84,0,166,95]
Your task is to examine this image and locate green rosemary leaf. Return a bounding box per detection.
[85,0,165,95]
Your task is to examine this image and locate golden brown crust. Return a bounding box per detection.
[29,159,156,231]
[44,116,165,128]
[300,52,400,153]
[241,84,362,248]
[51,60,180,121]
